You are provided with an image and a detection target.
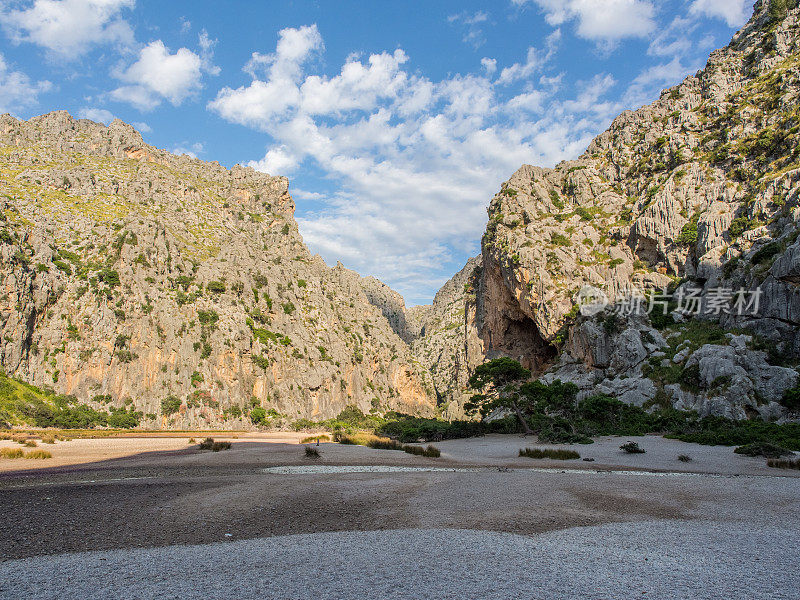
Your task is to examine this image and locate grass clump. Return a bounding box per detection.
[677,454,692,462]
[23,439,37,447]
[767,457,800,469]
[733,441,790,458]
[304,446,321,458]
[403,444,441,458]
[0,447,24,458]
[333,431,389,446]
[620,441,646,454]
[301,434,330,444]
[25,449,52,459]
[40,434,56,444]
[198,438,231,452]
[367,438,404,451]
[519,447,580,460]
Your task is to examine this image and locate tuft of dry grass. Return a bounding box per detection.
[1,447,25,459]
[519,447,580,460]
[678,454,692,462]
[25,449,52,459]
[333,431,385,446]
[368,438,404,451]
[304,446,321,458]
[23,440,37,447]
[40,434,56,444]
[188,438,196,444]
[301,434,330,444]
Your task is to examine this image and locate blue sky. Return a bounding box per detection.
[0,0,754,305]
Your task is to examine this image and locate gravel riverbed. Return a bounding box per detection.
[1,521,796,600]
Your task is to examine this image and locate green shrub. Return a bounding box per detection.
[207,281,226,294]
[250,406,269,425]
[721,256,740,278]
[403,444,441,458]
[198,438,231,451]
[676,213,700,246]
[781,385,800,410]
[252,354,269,369]
[161,395,182,416]
[729,216,757,238]
[519,447,580,460]
[733,441,790,458]
[99,268,120,287]
[620,441,646,454]
[751,242,781,266]
[197,310,219,326]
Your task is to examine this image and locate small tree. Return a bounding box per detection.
[465,357,533,434]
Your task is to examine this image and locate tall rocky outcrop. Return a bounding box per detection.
[0,111,436,427]
[417,0,800,420]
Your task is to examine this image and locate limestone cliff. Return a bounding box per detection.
[420,0,800,419]
[0,111,436,427]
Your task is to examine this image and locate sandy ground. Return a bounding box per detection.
[0,431,798,598]
[0,431,306,472]
[1,432,797,476]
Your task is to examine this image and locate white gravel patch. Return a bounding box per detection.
[1,521,796,599]
[262,465,482,474]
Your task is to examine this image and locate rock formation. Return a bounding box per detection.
[0,112,436,427]
[416,0,800,419]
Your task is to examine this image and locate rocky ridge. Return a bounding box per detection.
[416,0,800,419]
[0,111,436,427]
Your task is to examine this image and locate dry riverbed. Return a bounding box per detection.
[0,432,798,598]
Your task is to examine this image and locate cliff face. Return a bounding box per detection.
[419,0,800,419]
[0,111,436,427]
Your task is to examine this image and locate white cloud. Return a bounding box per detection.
[248,145,299,175]
[209,25,623,302]
[498,30,559,85]
[171,141,204,158]
[211,24,322,126]
[0,53,52,113]
[1,0,134,58]
[132,121,151,132]
[481,57,497,75]
[448,10,489,48]
[77,107,115,123]
[520,0,655,47]
[689,0,753,27]
[110,33,218,110]
[623,56,700,107]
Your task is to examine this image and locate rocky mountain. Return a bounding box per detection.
[4,0,800,429]
[417,0,800,420]
[0,111,436,427]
